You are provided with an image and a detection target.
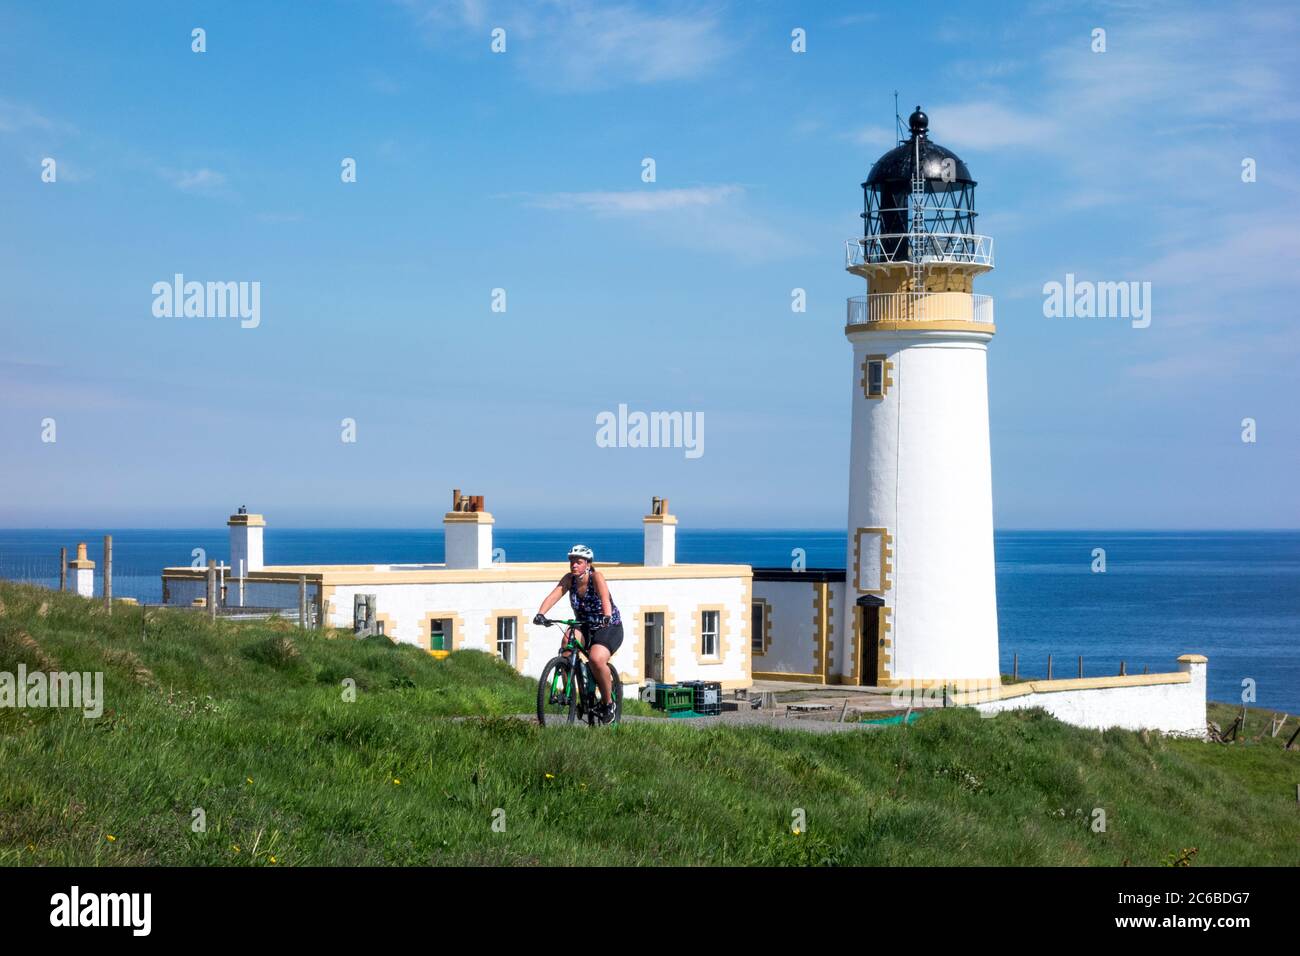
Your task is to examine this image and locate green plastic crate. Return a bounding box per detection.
[653,684,695,713]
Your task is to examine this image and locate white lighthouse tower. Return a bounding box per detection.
[842,107,999,689]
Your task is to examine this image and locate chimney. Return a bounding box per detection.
[228,507,266,575]
[643,496,677,567]
[444,490,494,569]
[67,541,96,597]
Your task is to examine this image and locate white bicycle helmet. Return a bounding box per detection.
[567,544,594,561]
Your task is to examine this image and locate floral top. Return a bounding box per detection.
[568,571,622,625]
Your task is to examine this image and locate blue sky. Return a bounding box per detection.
[2,0,1297,529]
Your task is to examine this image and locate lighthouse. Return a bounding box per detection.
[842,107,999,688]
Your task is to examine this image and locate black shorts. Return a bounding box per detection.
[581,622,623,655]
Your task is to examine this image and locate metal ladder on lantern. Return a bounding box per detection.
[909,132,927,295]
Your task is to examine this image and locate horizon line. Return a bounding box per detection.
[1,526,1298,534]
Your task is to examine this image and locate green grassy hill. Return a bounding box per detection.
[1,581,1297,866]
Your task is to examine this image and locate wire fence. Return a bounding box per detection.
[0,558,165,603]
[0,555,320,627]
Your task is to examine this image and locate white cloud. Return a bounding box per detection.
[164,168,228,192]
[367,72,405,95]
[925,101,1060,150]
[919,3,1300,389]
[848,124,899,148]
[525,185,741,214]
[397,0,729,89]
[256,211,304,224]
[518,183,807,261]
[0,98,57,133]
[930,5,1300,199]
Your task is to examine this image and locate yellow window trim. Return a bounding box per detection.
[421,609,466,653]
[692,604,728,664]
[860,354,894,400]
[486,609,529,673]
[853,527,894,594]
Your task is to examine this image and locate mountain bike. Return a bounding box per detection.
[535,617,622,726]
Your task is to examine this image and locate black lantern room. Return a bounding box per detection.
[861,107,979,265]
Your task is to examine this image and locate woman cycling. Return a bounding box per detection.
[533,544,623,724]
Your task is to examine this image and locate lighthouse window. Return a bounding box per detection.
[496,616,517,666]
[751,603,765,652]
[866,359,885,398]
[856,529,886,593]
[701,610,720,658]
[430,618,451,651]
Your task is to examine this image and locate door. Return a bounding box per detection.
[857,595,884,686]
[644,612,664,683]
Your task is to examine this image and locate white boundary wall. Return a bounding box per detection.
[962,657,1207,736]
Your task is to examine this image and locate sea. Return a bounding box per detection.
[1,529,1296,713]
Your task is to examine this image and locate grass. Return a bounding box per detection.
[1,580,1297,866]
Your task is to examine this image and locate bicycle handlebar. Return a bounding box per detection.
[538,616,607,630]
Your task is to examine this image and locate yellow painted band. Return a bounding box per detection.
[948,671,1192,706]
[443,512,494,524]
[845,321,995,335]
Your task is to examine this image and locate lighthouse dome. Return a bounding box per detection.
[857,106,982,258]
[864,107,975,187]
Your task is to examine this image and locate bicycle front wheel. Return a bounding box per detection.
[537,657,577,726]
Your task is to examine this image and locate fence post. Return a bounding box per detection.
[298,576,307,630]
[206,560,217,622]
[1012,653,1018,681]
[1047,654,1053,681]
[1078,655,1083,679]
[103,535,113,614]
[59,547,67,591]
[1119,661,1126,676]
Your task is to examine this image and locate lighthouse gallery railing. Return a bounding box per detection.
[846,293,994,326]
[845,233,994,270]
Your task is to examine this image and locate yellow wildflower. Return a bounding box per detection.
[106,835,116,842]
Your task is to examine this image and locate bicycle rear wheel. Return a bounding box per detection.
[537,657,577,726]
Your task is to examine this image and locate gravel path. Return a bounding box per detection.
[507,712,884,733]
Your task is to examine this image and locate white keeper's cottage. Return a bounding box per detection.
[163,495,753,692]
